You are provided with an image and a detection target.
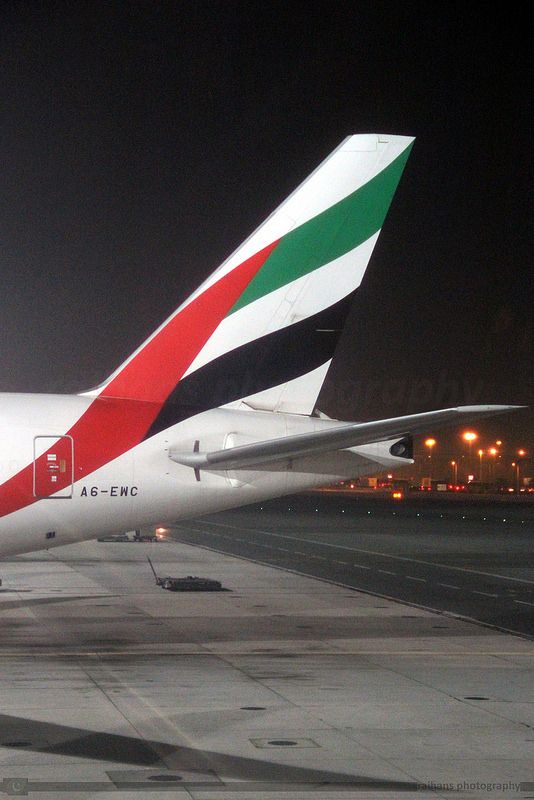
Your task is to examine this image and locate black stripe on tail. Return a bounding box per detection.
[144,292,356,439]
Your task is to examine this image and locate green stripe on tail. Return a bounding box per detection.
[228,143,413,316]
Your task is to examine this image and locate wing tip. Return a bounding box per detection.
[455,404,528,414]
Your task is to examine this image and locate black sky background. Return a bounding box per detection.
[0,2,532,448]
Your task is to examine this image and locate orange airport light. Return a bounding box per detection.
[462,431,477,443]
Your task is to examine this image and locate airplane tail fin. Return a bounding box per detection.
[85,134,414,433]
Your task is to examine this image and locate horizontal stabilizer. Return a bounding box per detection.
[169,405,523,471]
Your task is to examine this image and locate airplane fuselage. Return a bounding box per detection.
[0,392,404,558]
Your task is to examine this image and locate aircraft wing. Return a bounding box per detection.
[169,405,522,471]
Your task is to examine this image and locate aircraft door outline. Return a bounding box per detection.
[33,435,74,499]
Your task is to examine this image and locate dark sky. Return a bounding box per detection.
[0,2,532,447]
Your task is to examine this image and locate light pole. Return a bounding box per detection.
[451,460,458,484]
[516,449,527,493]
[425,438,436,482]
[462,431,478,481]
[512,462,519,493]
[488,447,498,484]
[478,448,484,481]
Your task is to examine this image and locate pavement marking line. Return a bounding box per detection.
[437,583,462,590]
[198,520,534,587]
[472,590,499,598]
[378,569,397,576]
[514,599,534,607]
[353,563,371,569]
[405,576,427,582]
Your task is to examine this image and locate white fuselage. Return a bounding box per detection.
[0,392,403,558]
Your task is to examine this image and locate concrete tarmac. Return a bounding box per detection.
[0,499,533,799]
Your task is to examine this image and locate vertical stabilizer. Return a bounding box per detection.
[83,134,414,432]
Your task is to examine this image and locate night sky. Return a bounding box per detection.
[0,2,532,449]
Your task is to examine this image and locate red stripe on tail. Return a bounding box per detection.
[0,240,278,519]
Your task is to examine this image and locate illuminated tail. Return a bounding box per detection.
[84,134,414,434]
